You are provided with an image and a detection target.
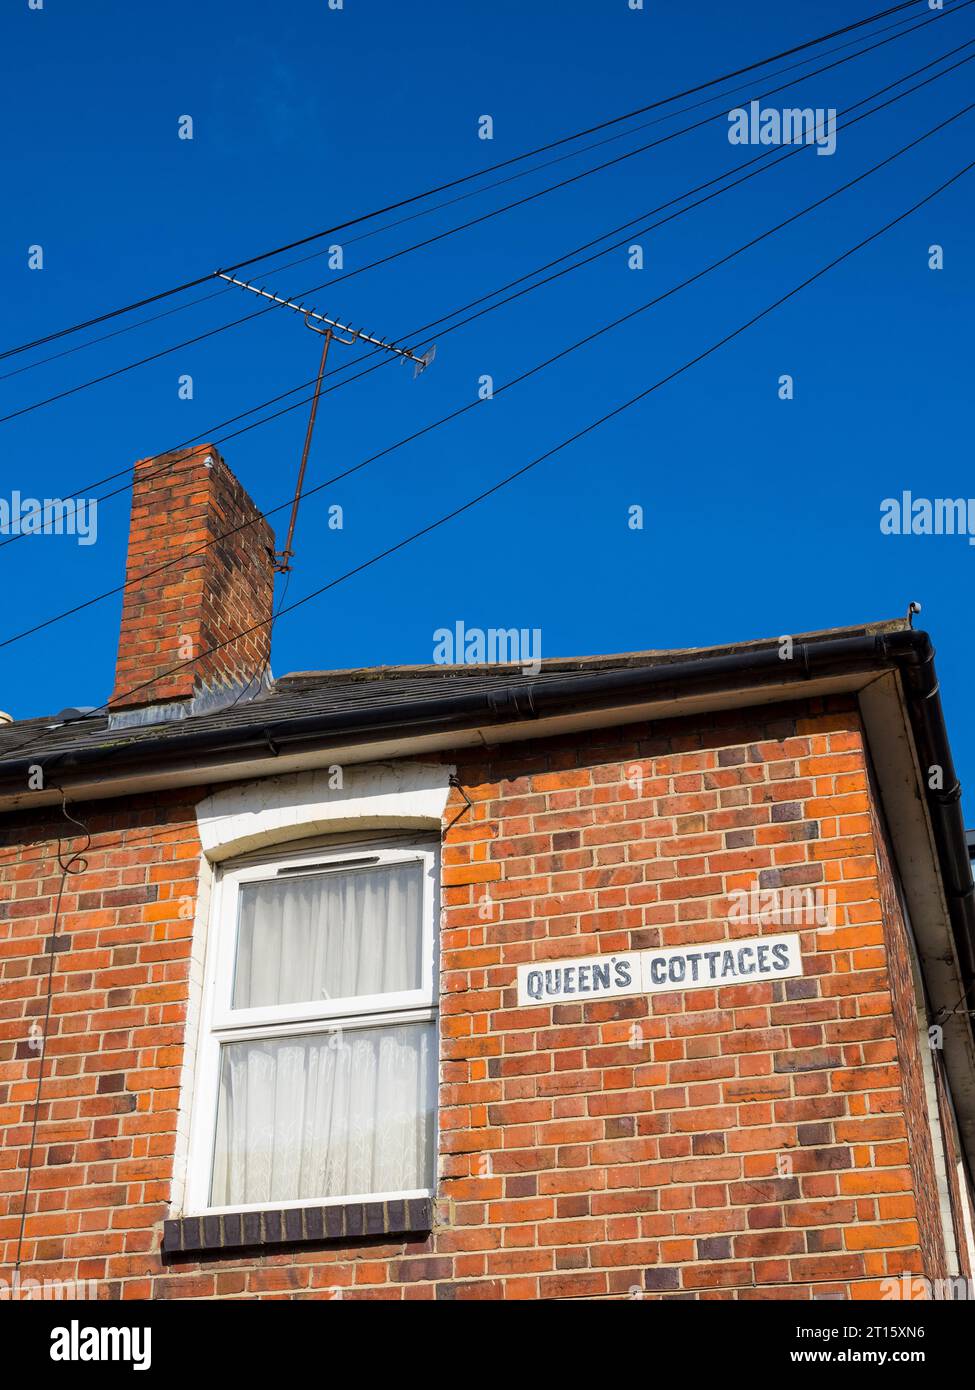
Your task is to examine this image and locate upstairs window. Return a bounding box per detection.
[186,838,438,1213]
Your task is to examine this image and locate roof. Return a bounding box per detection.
[0,616,912,775]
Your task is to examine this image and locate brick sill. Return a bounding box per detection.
[163,1196,433,1256]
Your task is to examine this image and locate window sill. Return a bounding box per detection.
[162,1196,433,1256]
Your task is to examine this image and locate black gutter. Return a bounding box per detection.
[0,629,920,788]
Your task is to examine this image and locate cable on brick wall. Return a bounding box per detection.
[446,775,474,833]
[13,792,90,1276]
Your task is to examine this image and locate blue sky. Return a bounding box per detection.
[1,0,972,812]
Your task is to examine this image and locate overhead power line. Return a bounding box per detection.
[0,0,939,366]
[2,23,969,559]
[99,159,975,717]
[0,0,942,389]
[0,0,966,430]
[200,40,975,444]
[3,96,971,651]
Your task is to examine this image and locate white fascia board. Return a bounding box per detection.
[0,670,871,811]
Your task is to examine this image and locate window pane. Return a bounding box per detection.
[210,1022,436,1206]
[232,861,423,1009]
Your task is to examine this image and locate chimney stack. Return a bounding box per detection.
[109,445,275,723]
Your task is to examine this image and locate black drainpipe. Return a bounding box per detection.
[893,631,975,992]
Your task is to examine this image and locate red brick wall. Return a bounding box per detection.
[0,794,202,1297]
[0,697,968,1299]
[110,445,274,709]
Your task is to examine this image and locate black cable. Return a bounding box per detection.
[13,795,89,1276]
[0,0,931,366]
[1,0,964,434]
[72,38,975,507]
[278,0,973,303]
[142,157,975,691]
[205,39,975,449]
[3,0,964,427]
[301,3,939,259]
[2,96,971,654]
[1,28,970,556]
[6,151,972,767]
[0,0,939,389]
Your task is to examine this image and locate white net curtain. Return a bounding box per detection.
[211,861,435,1207]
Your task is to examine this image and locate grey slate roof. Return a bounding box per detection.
[0,618,909,775]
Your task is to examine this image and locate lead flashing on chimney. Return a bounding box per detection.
[107,669,274,731]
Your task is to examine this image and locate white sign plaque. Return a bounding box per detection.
[517,951,643,1008]
[516,934,803,1007]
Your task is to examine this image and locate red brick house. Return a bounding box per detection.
[1,444,974,1301]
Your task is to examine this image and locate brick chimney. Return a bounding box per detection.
[109,445,275,723]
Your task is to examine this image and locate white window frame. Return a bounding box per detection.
[184,834,439,1216]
